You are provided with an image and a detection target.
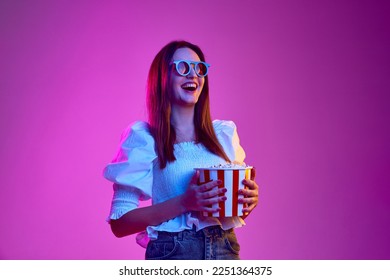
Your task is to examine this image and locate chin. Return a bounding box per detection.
[183,100,198,106]
[180,93,200,103]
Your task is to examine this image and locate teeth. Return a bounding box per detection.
[181,83,197,89]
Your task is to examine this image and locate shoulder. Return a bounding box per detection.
[213,119,245,163]
[103,121,156,194]
[119,121,154,148]
[123,120,150,135]
[212,119,237,135]
[212,119,239,148]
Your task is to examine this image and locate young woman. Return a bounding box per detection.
[103,40,259,260]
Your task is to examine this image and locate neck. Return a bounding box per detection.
[171,105,196,142]
[171,105,195,128]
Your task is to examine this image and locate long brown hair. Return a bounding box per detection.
[146,40,230,169]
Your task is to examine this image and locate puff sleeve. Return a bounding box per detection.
[103,121,157,221]
[213,120,246,164]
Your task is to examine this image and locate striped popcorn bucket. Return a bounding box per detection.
[194,167,252,217]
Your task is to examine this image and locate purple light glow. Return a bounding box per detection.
[0,0,389,259]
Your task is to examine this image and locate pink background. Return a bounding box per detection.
[1,0,389,259]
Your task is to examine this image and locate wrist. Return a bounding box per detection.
[176,194,188,214]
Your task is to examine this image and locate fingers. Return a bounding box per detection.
[238,187,257,197]
[198,195,227,213]
[207,195,227,205]
[238,196,258,204]
[189,174,260,214]
[242,203,257,213]
[202,205,223,213]
[250,167,256,180]
[198,179,222,192]
[195,180,227,211]
[238,177,259,215]
[184,176,228,212]
[200,187,227,199]
[239,196,258,214]
[198,188,227,204]
[241,179,258,190]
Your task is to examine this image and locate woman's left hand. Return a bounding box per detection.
[238,168,259,216]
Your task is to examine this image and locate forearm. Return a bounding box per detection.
[110,172,227,238]
[110,195,186,238]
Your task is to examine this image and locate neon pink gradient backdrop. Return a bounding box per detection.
[1,0,389,259]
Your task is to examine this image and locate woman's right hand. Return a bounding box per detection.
[180,171,227,213]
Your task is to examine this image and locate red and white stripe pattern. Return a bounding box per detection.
[196,167,252,217]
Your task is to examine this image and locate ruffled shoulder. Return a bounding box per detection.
[103,121,157,200]
[213,120,246,164]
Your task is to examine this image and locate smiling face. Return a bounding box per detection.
[169,47,205,108]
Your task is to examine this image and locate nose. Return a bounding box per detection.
[186,63,197,78]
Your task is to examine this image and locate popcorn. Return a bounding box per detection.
[194,164,253,217]
[208,163,248,169]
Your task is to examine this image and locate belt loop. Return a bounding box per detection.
[177,231,183,241]
[218,227,223,238]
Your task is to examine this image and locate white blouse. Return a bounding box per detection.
[103,120,246,245]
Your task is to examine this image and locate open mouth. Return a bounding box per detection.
[181,82,198,91]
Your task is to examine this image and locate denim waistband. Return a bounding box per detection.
[157,225,234,240]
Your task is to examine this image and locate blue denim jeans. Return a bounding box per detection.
[145,226,240,260]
